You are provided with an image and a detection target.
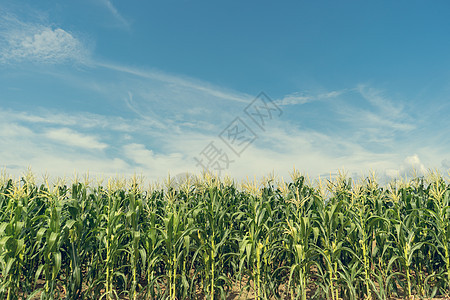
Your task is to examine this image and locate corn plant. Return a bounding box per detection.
[141,188,164,299]
[95,180,128,300]
[312,175,355,300]
[424,174,450,296]
[236,182,278,300]
[344,178,387,300]
[191,186,235,299]
[124,177,145,300]
[0,186,26,300]
[279,176,316,300]
[1,170,450,299]
[384,182,426,299]
[157,188,194,300]
[62,185,83,299]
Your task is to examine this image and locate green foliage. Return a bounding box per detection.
[0,171,450,299]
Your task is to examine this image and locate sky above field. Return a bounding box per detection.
[1,0,450,183]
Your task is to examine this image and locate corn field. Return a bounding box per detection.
[1,170,450,299]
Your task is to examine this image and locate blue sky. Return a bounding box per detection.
[1,0,450,182]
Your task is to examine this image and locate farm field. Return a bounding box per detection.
[1,170,450,300]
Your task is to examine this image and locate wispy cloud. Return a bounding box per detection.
[0,122,33,137]
[124,92,168,129]
[0,85,444,183]
[0,108,136,132]
[87,62,253,137]
[331,86,415,146]
[97,62,251,104]
[275,90,346,106]
[357,85,406,120]
[0,107,197,180]
[45,128,108,150]
[98,0,130,29]
[277,86,414,139]
[0,111,127,178]
[122,143,188,173]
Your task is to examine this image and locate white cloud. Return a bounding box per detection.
[97,62,251,104]
[0,95,442,184]
[99,0,130,28]
[357,85,405,120]
[0,108,136,132]
[385,154,427,179]
[276,93,312,106]
[122,143,190,178]
[124,92,168,129]
[123,143,184,166]
[402,154,427,176]
[330,86,415,148]
[362,111,415,131]
[275,89,345,106]
[0,13,89,64]
[45,128,108,150]
[0,123,33,137]
[0,80,432,183]
[0,120,128,180]
[442,159,450,169]
[155,121,400,182]
[83,63,253,136]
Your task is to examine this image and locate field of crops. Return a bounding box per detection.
[1,170,450,300]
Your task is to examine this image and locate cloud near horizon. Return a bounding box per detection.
[0,80,443,184]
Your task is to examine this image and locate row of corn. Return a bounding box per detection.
[0,170,450,299]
